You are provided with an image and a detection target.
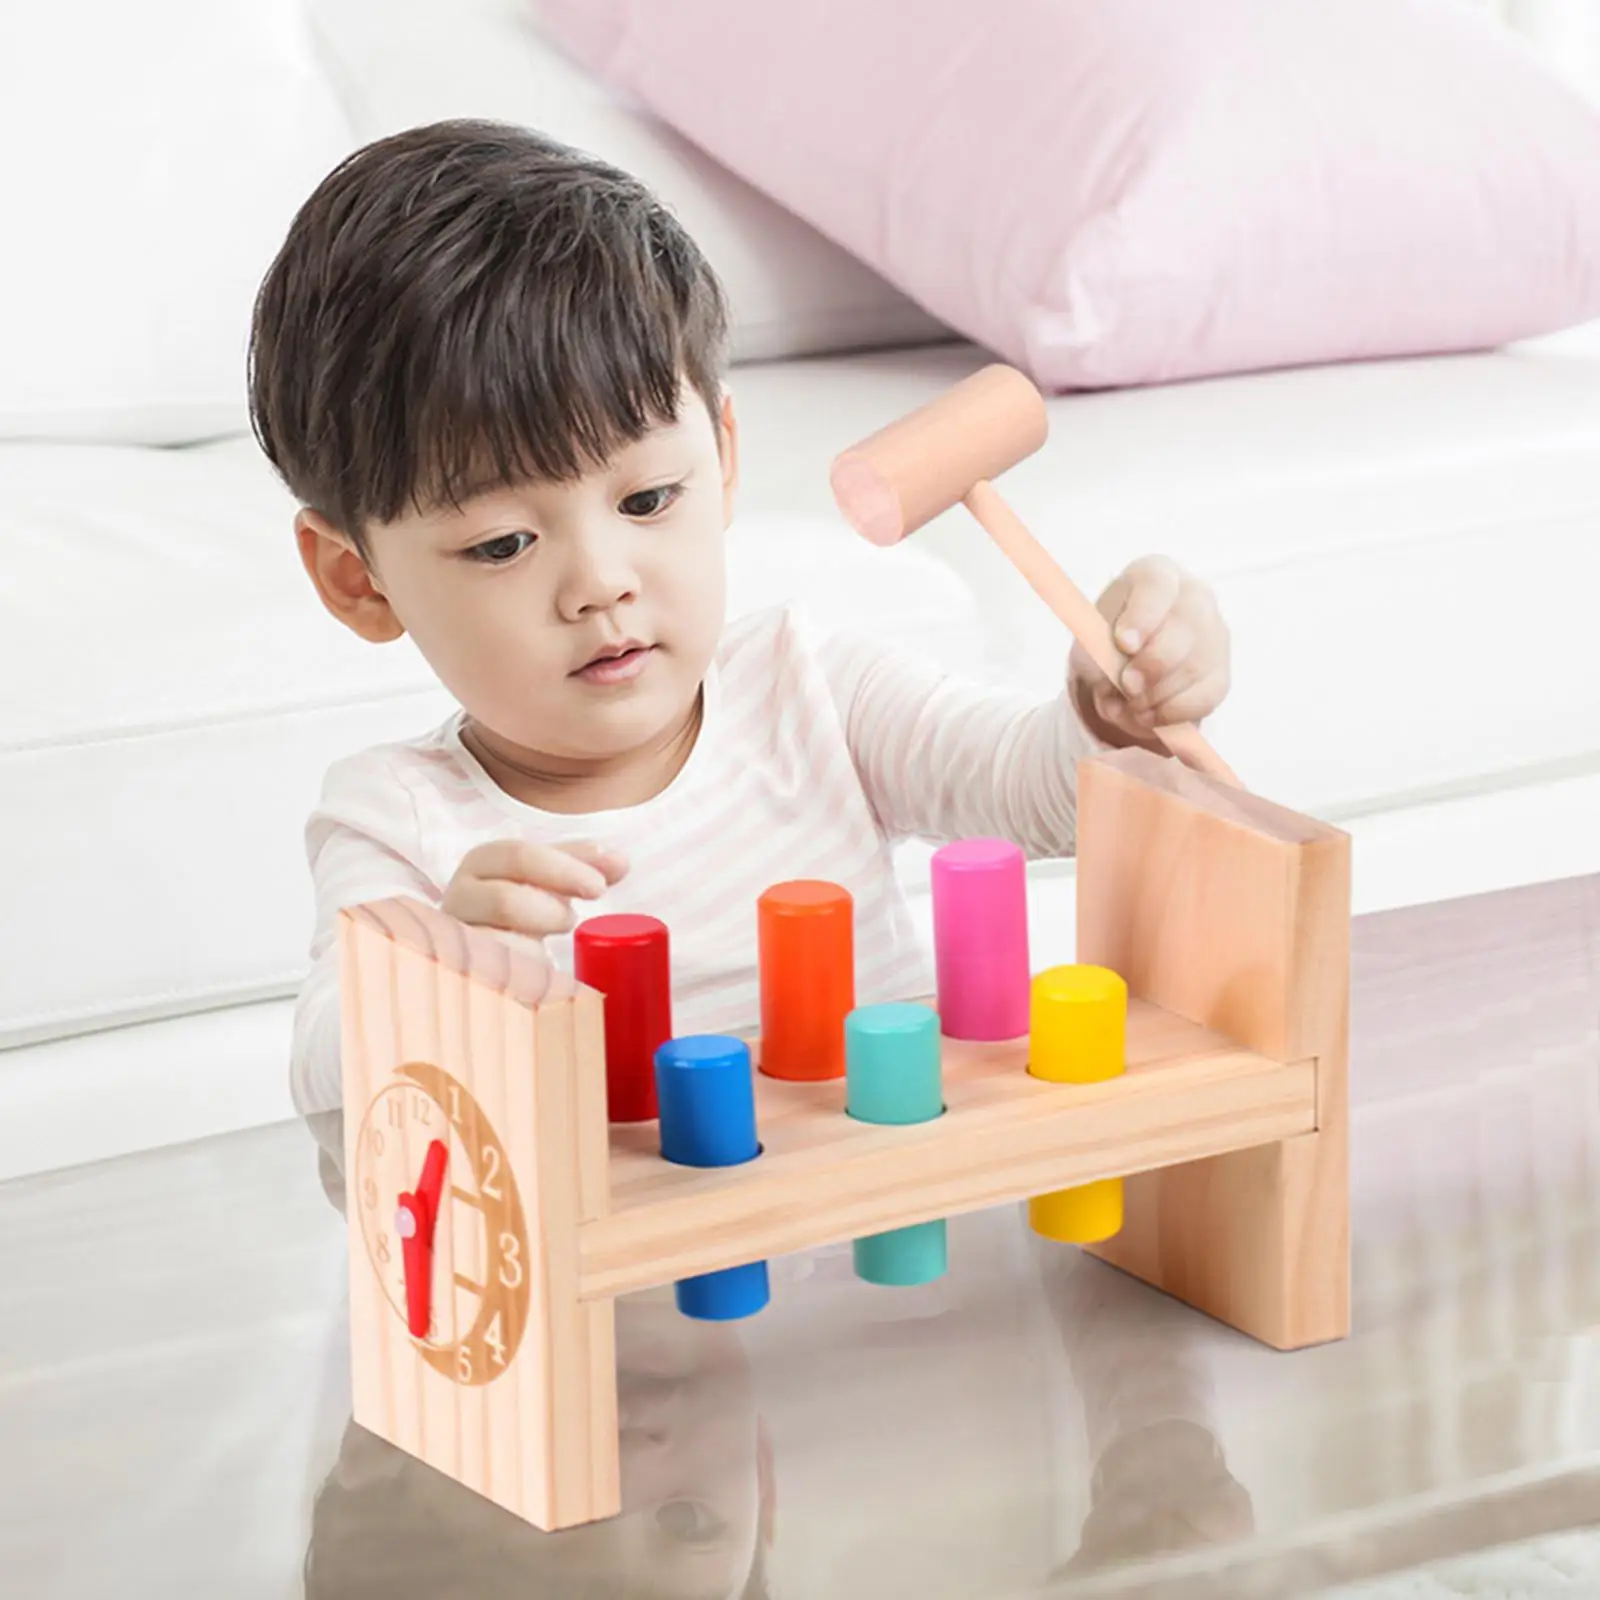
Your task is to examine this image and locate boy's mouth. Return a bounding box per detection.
[574,639,655,685]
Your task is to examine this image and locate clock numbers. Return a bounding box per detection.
[388,1089,436,1128]
[482,1144,504,1200]
[361,1068,529,1385]
[498,1233,523,1290]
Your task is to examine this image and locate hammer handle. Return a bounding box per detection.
[962,481,1242,789]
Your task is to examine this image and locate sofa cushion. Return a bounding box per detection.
[0,437,983,1048]
[0,1,354,446]
[537,0,1600,389]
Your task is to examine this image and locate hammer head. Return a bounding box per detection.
[830,364,1049,546]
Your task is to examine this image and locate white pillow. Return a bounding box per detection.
[309,0,951,363]
[0,3,355,446]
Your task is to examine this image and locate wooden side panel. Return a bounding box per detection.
[571,985,621,1516]
[340,898,619,1530]
[341,910,396,1457]
[528,991,619,1524]
[1074,747,1352,1350]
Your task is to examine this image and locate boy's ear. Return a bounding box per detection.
[718,387,740,524]
[295,508,405,643]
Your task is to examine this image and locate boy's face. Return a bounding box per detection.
[299,386,737,787]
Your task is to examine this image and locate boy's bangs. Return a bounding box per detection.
[399,293,697,519]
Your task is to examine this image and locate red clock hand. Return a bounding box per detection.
[396,1194,430,1338]
[396,1139,449,1340]
[415,1139,449,1239]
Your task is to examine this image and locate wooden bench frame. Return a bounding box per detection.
[339,744,1352,1531]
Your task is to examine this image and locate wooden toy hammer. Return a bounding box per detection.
[830,365,1241,788]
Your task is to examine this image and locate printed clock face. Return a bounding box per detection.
[353,1060,531,1386]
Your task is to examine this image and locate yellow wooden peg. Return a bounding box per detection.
[1026,964,1127,1243]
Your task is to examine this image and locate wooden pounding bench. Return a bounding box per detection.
[336,741,1351,1532]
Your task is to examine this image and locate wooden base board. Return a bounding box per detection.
[581,998,1315,1300]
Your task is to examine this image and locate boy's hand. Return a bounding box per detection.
[1068,555,1230,749]
[442,838,629,948]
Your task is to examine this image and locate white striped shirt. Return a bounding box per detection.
[291,604,1106,1125]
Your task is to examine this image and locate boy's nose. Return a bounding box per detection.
[560,536,640,618]
[574,576,637,616]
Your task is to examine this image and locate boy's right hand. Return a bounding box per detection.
[441,839,629,943]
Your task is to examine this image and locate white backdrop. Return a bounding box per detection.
[1468,0,1600,95]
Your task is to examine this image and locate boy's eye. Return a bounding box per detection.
[620,483,682,518]
[464,531,535,565]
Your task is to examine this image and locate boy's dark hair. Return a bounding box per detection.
[248,118,731,562]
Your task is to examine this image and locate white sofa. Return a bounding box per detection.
[4,0,1598,1183]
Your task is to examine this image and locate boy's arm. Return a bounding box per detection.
[290,757,440,1123]
[819,626,1127,858]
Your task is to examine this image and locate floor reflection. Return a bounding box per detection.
[4,878,1598,1600]
[300,877,1600,1598]
[306,1295,774,1598]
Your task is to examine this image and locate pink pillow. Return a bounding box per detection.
[533,0,1600,389]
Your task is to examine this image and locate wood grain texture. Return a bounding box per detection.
[529,990,619,1525]
[343,897,563,1008]
[1075,746,1352,1350]
[340,899,618,1531]
[580,1000,1317,1301]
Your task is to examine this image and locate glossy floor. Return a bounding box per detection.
[3,875,1598,1599]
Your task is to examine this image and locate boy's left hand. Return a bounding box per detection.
[1068,555,1230,748]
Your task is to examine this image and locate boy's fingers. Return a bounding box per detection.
[466,839,610,900]
[1122,617,1194,700]
[1126,636,1203,713]
[1147,665,1230,727]
[519,843,608,899]
[1111,557,1182,658]
[1093,680,1142,737]
[453,876,584,938]
[1144,640,1230,714]
[554,838,630,884]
